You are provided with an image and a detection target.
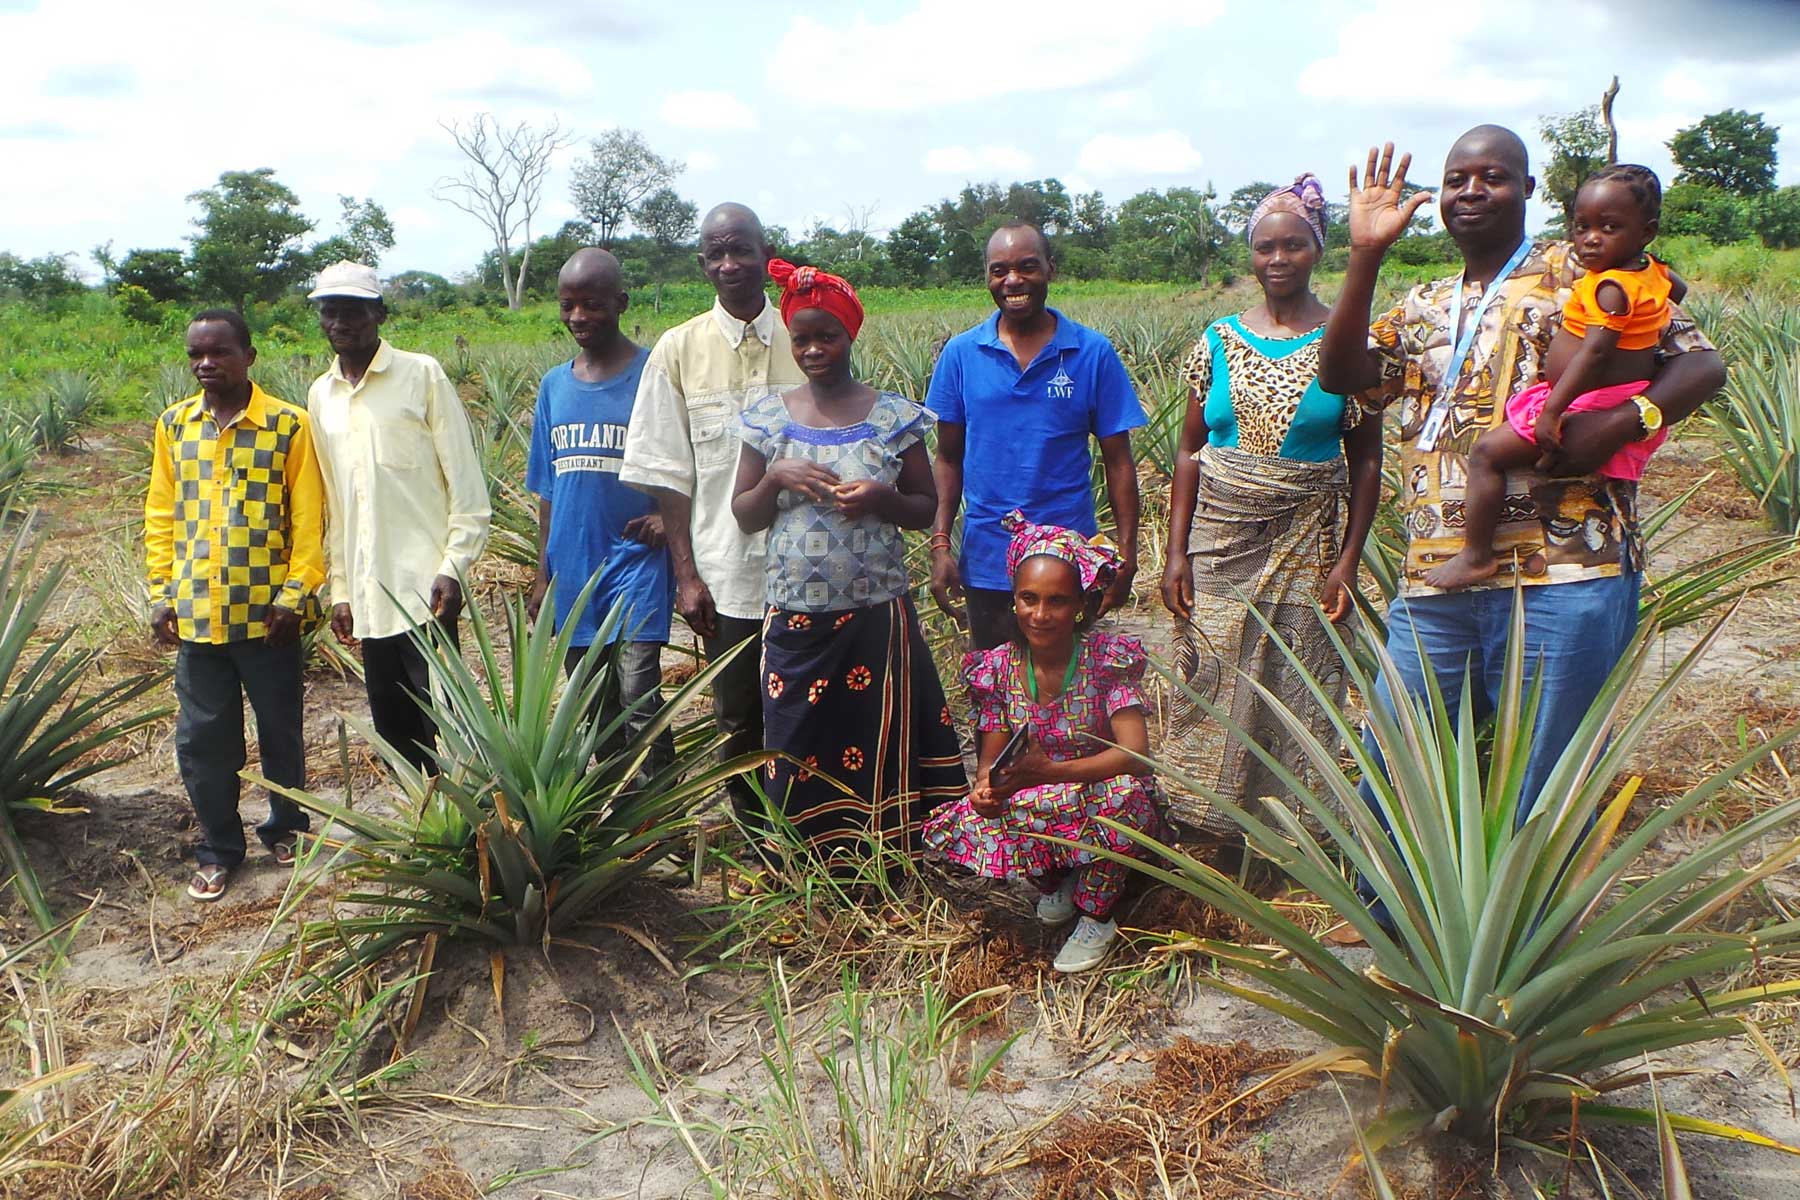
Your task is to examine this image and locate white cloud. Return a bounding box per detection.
[1076,130,1204,178]
[769,0,1224,112]
[786,137,816,158]
[685,148,720,172]
[1296,1,1567,111]
[922,144,1034,175]
[833,132,867,154]
[659,89,758,132]
[1094,88,1155,119]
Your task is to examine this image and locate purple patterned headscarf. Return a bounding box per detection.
[1247,173,1328,248]
[1002,510,1119,595]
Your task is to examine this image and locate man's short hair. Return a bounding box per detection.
[190,307,253,351]
[989,221,1053,262]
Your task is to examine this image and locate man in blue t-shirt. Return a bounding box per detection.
[527,248,674,774]
[925,222,1147,649]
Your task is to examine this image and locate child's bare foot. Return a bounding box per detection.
[1422,550,1499,590]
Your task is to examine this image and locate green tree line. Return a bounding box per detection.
[3,105,1792,318]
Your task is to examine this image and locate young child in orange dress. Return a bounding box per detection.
[1424,164,1687,590]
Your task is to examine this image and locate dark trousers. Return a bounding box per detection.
[564,639,673,783]
[175,638,308,868]
[702,614,765,823]
[361,616,459,773]
[965,587,1017,652]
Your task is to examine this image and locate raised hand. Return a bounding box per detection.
[1347,143,1434,252]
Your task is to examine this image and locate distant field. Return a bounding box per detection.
[2,240,1794,423]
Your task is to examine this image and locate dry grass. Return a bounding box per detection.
[399,1146,482,1200]
[1026,1037,1304,1200]
[939,917,1043,1034]
[1632,684,1800,835]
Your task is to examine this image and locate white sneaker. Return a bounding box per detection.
[1053,916,1117,973]
[1036,874,1078,924]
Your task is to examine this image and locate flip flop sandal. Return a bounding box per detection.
[188,864,231,902]
[727,869,775,902]
[271,836,300,866]
[764,914,802,948]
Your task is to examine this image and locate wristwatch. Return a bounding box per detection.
[1629,394,1663,440]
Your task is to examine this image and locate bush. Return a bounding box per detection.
[29,370,100,453]
[114,283,165,326]
[1752,185,1800,250]
[0,521,168,932]
[269,580,770,969]
[1663,182,1751,243]
[1132,600,1800,1150]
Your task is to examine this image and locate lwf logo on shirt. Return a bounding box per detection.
[1047,354,1075,400]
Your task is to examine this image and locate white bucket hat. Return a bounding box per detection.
[308,260,382,301]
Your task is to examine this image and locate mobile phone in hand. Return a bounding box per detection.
[992,725,1030,772]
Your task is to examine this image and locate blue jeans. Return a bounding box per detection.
[1359,572,1641,829]
[1352,574,1640,922]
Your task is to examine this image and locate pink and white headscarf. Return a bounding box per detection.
[1247,173,1329,249]
[1002,510,1119,594]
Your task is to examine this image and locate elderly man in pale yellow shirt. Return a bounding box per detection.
[306,261,490,772]
[620,204,804,823]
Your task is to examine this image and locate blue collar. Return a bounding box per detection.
[975,306,1081,355]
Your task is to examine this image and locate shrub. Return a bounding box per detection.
[0,520,168,932]
[1124,600,1800,1153]
[28,370,100,453]
[1663,182,1751,244]
[114,283,166,326]
[267,579,770,967]
[1707,302,1800,532]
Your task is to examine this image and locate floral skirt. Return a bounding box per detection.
[760,595,967,860]
[922,772,1169,881]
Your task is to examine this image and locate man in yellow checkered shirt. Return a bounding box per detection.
[145,309,326,901]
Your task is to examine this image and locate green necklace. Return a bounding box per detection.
[1022,641,1080,705]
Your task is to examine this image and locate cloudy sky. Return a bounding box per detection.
[5,0,1799,280]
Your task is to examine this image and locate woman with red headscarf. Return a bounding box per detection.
[731,260,967,869]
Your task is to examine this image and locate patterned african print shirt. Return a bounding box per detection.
[736,391,930,613]
[1368,241,1714,596]
[144,385,326,643]
[1182,315,1358,463]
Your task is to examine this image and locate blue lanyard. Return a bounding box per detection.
[1416,238,1533,451]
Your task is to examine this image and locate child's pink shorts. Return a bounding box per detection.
[1504,378,1667,481]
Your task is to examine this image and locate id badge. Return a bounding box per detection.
[1415,402,1448,452]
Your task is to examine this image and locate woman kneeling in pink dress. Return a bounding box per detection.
[924,511,1169,973]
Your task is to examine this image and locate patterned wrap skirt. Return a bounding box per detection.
[1168,444,1352,838]
[922,773,1168,882]
[759,594,968,859]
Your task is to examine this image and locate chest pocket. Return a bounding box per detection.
[688,400,735,468]
[371,405,427,469]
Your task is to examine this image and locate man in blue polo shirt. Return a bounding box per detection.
[926,222,1146,649]
[526,248,673,775]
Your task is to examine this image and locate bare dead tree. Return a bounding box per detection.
[842,202,880,260]
[1600,76,1621,165]
[433,114,571,310]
